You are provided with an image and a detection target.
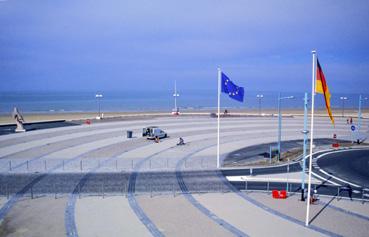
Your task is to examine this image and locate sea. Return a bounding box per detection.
[0,90,365,114]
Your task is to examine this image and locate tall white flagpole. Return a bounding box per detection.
[305,50,317,226]
[217,68,221,169]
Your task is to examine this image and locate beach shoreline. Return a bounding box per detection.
[0,108,367,125]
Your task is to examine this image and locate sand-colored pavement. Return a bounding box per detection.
[75,196,151,237]
[247,192,369,237]
[0,197,66,237]
[137,195,233,237]
[194,192,325,237]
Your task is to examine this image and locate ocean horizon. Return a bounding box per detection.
[0,90,366,114]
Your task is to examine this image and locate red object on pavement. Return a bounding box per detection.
[85,119,91,125]
[332,143,339,148]
[279,190,287,199]
[272,190,280,198]
[272,190,288,199]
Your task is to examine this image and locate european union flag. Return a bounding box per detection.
[221,72,244,102]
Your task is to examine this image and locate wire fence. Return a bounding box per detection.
[0,157,217,173]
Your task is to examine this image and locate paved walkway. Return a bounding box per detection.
[0,116,367,236]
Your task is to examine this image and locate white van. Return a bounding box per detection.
[142,126,168,140]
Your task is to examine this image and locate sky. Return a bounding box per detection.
[0,0,369,93]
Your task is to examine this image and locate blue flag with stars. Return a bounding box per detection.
[221,72,244,102]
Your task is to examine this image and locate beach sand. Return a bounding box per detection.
[0,108,367,125]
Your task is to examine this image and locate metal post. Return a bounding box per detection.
[150,183,153,198]
[102,183,105,199]
[44,160,47,171]
[115,160,118,170]
[80,160,82,171]
[340,96,347,118]
[149,159,152,169]
[245,180,248,191]
[337,187,340,200]
[27,160,29,171]
[9,161,11,171]
[217,67,221,169]
[63,160,65,171]
[257,94,263,116]
[54,183,57,199]
[269,146,272,164]
[79,184,81,199]
[6,184,9,199]
[31,187,34,199]
[301,92,308,201]
[358,95,362,131]
[286,158,290,192]
[278,92,282,161]
[166,158,169,168]
[131,160,134,169]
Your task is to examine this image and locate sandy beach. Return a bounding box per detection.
[0,108,367,125]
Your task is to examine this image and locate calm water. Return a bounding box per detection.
[0,90,366,114]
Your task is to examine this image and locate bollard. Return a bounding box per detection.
[172,183,175,197]
[250,168,253,176]
[80,160,83,171]
[131,160,134,169]
[245,180,248,191]
[44,160,47,171]
[201,158,203,168]
[79,184,81,199]
[31,187,34,199]
[166,158,169,168]
[6,184,9,199]
[150,183,153,198]
[102,183,105,199]
[27,160,29,171]
[362,189,364,204]
[337,187,340,200]
[115,160,118,170]
[149,159,152,169]
[98,160,100,168]
[267,182,270,192]
[184,160,187,168]
[54,183,57,199]
[63,160,65,171]
[9,161,12,172]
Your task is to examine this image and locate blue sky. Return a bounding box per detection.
[1,0,369,93]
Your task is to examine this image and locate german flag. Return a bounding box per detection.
[315,58,334,125]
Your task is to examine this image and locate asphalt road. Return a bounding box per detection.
[223,138,348,166]
[316,148,369,188]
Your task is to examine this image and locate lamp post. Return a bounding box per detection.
[256,94,264,116]
[173,80,180,114]
[340,96,348,117]
[358,95,368,132]
[95,93,103,119]
[277,93,294,161]
[301,92,309,201]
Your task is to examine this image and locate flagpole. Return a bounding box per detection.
[305,50,316,226]
[217,67,221,169]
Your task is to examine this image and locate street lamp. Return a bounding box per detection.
[172,80,180,114]
[340,96,348,117]
[256,94,264,116]
[358,95,368,132]
[301,92,309,201]
[277,93,294,161]
[95,93,103,119]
